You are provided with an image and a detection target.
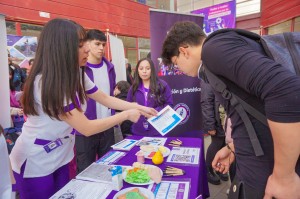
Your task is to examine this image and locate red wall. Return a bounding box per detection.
[236,13,260,31]
[0,0,151,38]
[261,0,300,28]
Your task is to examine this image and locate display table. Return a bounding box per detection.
[52,135,210,199]
[106,135,209,199]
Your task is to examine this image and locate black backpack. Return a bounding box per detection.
[201,29,300,156]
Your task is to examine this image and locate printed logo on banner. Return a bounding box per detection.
[174,103,190,125]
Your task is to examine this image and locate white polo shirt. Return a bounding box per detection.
[10,73,97,178]
[90,62,111,119]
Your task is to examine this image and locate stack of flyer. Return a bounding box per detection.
[111,139,138,151]
[76,163,113,183]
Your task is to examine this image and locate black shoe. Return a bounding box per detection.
[207,170,221,185]
[217,172,229,181]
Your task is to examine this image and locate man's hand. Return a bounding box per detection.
[264,172,300,199]
[212,145,235,174]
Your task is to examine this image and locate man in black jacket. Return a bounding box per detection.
[201,81,228,185]
[161,21,300,199]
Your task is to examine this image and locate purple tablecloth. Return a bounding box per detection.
[106,136,209,199]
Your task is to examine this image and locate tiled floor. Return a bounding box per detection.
[114,129,231,199]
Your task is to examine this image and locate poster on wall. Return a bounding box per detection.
[7,35,37,68]
[150,10,204,138]
[191,0,236,35]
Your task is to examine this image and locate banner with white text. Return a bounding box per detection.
[150,10,204,137]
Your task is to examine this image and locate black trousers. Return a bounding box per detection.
[75,127,115,174]
[206,135,226,168]
[228,175,264,199]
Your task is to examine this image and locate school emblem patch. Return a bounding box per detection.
[174,103,190,125]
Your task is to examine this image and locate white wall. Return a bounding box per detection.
[0,14,11,128]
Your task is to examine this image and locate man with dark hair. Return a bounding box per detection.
[75,29,116,173]
[161,21,300,199]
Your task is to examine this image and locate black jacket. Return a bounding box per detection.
[200,81,225,137]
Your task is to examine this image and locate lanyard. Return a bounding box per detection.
[142,86,149,106]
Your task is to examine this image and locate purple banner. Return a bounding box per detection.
[150,10,204,137]
[7,35,37,68]
[192,0,236,35]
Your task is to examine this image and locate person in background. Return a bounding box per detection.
[27,58,34,75]
[127,58,173,137]
[114,81,133,138]
[8,55,26,91]
[126,62,133,85]
[114,81,131,104]
[201,81,228,185]
[75,29,117,174]
[9,67,20,108]
[9,18,156,199]
[161,21,300,199]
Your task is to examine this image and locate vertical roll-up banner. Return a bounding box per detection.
[150,10,204,137]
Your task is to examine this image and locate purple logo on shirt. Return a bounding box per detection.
[174,103,190,125]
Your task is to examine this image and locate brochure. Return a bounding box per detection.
[111,139,138,151]
[76,163,113,183]
[166,147,200,165]
[148,105,183,136]
[148,179,190,199]
[136,137,167,146]
[50,179,112,199]
[96,151,126,165]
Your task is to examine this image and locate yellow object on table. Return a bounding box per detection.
[152,151,164,165]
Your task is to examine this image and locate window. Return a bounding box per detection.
[138,38,150,49]
[21,23,43,37]
[127,49,138,69]
[119,35,138,65]
[267,20,291,35]
[294,17,300,32]
[6,21,16,35]
[139,49,150,60]
[119,35,136,48]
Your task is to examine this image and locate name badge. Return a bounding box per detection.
[43,138,63,153]
[143,121,149,131]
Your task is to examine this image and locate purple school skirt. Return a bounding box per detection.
[13,161,69,199]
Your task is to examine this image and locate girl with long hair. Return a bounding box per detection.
[10,18,156,199]
[127,58,173,136]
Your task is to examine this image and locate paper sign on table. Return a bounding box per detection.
[76,163,113,183]
[96,151,126,165]
[136,137,167,146]
[148,180,190,199]
[111,139,138,151]
[166,147,200,165]
[148,105,183,136]
[50,179,112,199]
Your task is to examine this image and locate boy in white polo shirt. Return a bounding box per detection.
[75,29,116,174]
